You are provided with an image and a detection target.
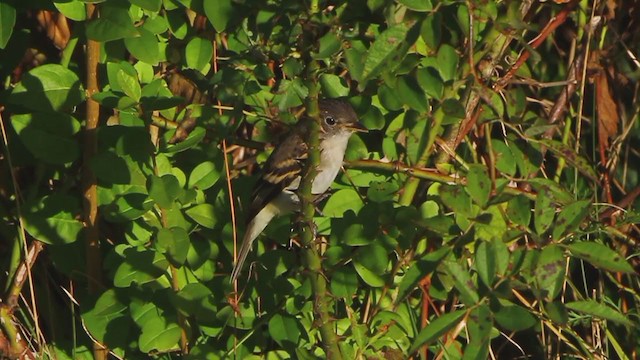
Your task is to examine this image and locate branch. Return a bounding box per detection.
[345,159,537,201]
[298,76,343,358]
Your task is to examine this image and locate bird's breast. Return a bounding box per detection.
[312,131,351,194]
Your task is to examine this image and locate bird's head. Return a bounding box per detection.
[318,99,367,135]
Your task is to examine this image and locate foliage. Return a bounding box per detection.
[0,0,639,359]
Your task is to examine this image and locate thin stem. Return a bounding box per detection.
[84,4,107,360]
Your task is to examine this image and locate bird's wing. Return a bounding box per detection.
[246,126,308,222]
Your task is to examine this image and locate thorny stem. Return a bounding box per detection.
[298,73,343,359]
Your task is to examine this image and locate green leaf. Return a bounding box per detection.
[129,301,159,328]
[441,98,466,119]
[186,237,212,269]
[81,289,129,343]
[323,189,364,217]
[534,188,554,235]
[274,78,308,110]
[420,12,441,49]
[511,140,543,178]
[398,246,450,300]
[148,174,181,209]
[268,314,302,347]
[172,283,217,319]
[492,140,516,176]
[124,28,160,65]
[320,74,350,98]
[54,0,86,21]
[113,247,169,287]
[354,243,388,275]
[362,22,411,81]
[436,44,458,81]
[534,245,566,300]
[330,266,359,298]
[8,64,85,113]
[439,184,472,216]
[494,302,536,331]
[474,205,508,241]
[163,127,206,153]
[86,4,139,42]
[463,304,491,360]
[204,0,234,32]
[345,47,365,83]
[11,113,81,164]
[89,151,135,184]
[506,195,530,227]
[475,240,496,288]
[313,32,341,59]
[539,139,598,182]
[185,203,217,229]
[552,200,590,240]
[409,310,466,353]
[416,67,443,99]
[360,103,386,131]
[567,242,634,273]
[397,75,428,112]
[397,0,432,12]
[566,300,632,327]
[443,261,479,306]
[141,79,184,110]
[117,69,141,102]
[138,317,182,353]
[354,262,385,287]
[466,164,491,208]
[23,193,83,245]
[157,227,190,265]
[378,83,403,111]
[367,181,399,203]
[130,0,162,12]
[0,2,16,49]
[185,37,213,74]
[188,161,221,190]
[336,221,371,246]
[104,193,154,222]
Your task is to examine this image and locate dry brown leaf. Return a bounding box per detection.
[35,10,70,50]
[168,72,207,105]
[595,69,619,145]
[605,0,617,20]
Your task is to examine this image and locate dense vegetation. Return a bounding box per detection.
[0,0,638,358]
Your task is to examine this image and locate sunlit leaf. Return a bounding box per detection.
[566,300,632,327]
[409,310,466,353]
[567,242,634,273]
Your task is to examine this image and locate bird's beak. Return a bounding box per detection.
[347,121,368,133]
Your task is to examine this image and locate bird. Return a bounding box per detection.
[230,98,366,282]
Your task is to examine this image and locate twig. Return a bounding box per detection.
[6,242,44,309]
[545,52,585,138]
[493,0,580,92]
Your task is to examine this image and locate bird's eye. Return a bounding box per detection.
[324,116,336,126]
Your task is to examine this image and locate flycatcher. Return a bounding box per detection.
[231,99,366,282]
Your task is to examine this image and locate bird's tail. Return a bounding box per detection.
[230,205,277,282]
